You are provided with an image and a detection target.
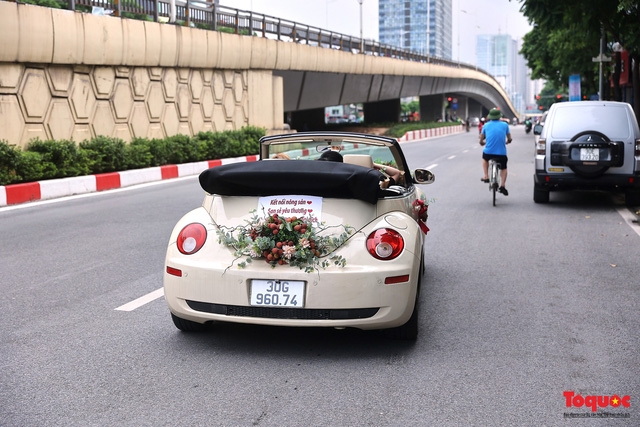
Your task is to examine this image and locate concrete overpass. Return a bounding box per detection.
[0,1,516,148]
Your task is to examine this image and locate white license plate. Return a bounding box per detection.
[580,148,599,161]
[250,280,305,307]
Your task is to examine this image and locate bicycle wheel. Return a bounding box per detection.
[489,160,498,206]
[492,181,497,206]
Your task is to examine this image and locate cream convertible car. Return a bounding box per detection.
[163,132,435,339]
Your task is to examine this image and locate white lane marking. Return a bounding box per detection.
[617,207,640,237]
[426,164,438,169]
[115,288,164,311]
[463,149,469,153]
[447,155,456,160]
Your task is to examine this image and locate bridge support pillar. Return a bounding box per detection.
[419,95,446,122]
[363,99,401,123]
[456,97,469,122]
[467,98,486,119]
[289,108,326,132]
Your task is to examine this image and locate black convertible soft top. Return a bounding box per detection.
[199,160,383,204]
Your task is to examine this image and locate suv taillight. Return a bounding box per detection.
[635,138,640,156]
[536,138,546,155]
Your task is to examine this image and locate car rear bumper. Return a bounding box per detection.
[164,271,418,330]
[163,244,422,331]
[534,171,640,191]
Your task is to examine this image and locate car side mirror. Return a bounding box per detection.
[533,124,543,135]
[413,168,435,184]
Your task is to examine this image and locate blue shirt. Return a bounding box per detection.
[481,120,510,155]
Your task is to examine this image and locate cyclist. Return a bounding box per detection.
[480,108,512,195]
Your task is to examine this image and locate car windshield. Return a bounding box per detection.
[550,105,631,140]
[264,138,401,168]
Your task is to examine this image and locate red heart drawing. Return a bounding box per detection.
[307,201,312,204]
[308,209,313,213]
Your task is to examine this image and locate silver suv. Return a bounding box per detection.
[533,101,640,205]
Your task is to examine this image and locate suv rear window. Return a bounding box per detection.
[550,105,631,140]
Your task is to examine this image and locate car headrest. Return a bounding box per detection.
[343,154,374,169]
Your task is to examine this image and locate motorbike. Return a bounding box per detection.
[525,120,532,134]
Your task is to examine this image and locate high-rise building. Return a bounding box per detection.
[378,0,452,59]
[477,33,531,114]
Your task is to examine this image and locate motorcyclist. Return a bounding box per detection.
[524,118,532,134]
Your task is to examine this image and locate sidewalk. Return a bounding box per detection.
[1,126,464,207]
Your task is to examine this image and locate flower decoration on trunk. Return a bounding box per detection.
[411,196,432,235]
[216,210,355,273]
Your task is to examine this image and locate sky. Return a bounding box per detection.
[217,0,533,66]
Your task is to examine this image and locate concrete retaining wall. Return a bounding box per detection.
[0,2,511,149]
[0,2,284,148]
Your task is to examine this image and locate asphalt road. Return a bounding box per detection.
[1,125,638,426]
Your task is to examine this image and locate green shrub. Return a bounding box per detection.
[236,126,264,154]
[121,0,151,20]
[146,138,173,166]
[2,127,264,185]
[16,151,46,183]
[0,141,21,186]
[197,127,263,159]
[166,134,201,164]
[79,136,127,173]
[26,139,91,179]
[122,12,153,21]
[195,22,215,31]
[21,0,65,9]
[125,138,153,169]
[197,131,230,160]
[220,130,243,157]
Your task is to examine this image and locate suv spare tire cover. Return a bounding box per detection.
[568,131,610,178]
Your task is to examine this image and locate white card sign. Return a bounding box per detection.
[258,195,323,222]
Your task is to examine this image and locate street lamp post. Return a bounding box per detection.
[592,26,611,100]
[426,2,430,57]
[459,9,477,64]
[357,0,363,53]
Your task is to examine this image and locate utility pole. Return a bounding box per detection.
[592,26,611,100]
[357,0,363,53]
[426,1,430,57]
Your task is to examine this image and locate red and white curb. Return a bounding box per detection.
[0,155,258,207]
[396,124,465,142]
[1,126,465,207]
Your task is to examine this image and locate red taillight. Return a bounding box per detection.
[536,138,546,155]
[366,228,404,260]
[385,274,410,284]
[166,266,183,277]
[177,223,207,255]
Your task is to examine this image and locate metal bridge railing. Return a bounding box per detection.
[2,0,493,76]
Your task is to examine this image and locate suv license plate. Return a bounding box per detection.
[580,148,599,161]
[250,280,305,307]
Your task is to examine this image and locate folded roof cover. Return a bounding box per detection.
[199,160,382,204]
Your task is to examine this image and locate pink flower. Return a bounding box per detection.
[282,245,296,259]
[298,238,311,248]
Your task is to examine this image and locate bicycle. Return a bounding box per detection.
[488,159,500,206]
